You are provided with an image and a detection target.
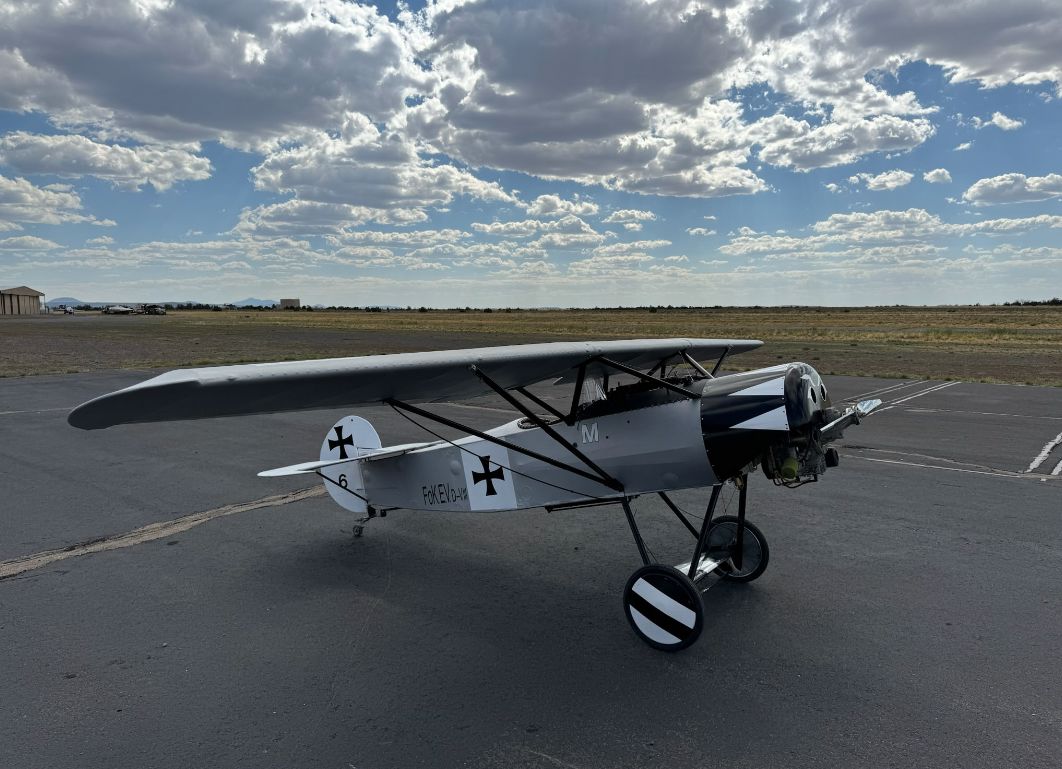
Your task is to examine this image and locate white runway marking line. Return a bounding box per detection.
[0,486,324,581]
[1026,432,1062,474]
[906,407,1062,422]
[0,406,73,417]
[878,380,961,411]
[850,455,1054,481]
[849,380,925,401]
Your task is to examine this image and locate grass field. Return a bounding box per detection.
[3,306,1061,385]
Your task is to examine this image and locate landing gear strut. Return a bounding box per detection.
[620,475,769,651]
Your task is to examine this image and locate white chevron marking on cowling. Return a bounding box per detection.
[728,376,785,397]
[731,405,789,431]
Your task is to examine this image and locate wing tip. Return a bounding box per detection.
[67,402,107,430]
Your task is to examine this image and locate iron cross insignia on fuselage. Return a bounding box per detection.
[327,425,355,459]
[471,455,505,496]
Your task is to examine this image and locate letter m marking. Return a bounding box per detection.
[580,422,599,444]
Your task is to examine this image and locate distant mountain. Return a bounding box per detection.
[47,297,86,307]
[232,297,277,307]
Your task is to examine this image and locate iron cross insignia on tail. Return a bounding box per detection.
[327,426,355,459]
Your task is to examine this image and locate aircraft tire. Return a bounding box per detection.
[623,564,704,651]
[707,515,769,583]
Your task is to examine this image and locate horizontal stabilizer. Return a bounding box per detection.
[258,441,438,477]
[258,457,353,477]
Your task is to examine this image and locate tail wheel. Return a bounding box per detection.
[706,515,769,583]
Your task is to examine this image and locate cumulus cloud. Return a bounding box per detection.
[0,235,61,250]
[755,116,934,171]
[954,141,973,151]
[849,170,915,191]
[720,207,1062,258]
[525,194,598,217]
[234,199,426,237]
[972,112,1024,131]
[0,175,113,228]
[472,215,598,238]
[568,252,655,276]
[923,168,952,184]
[592,239,671,256]
[2,0,1060,218]
[962,173,1062,205]
[528,231,606,249]
[603,209,657,224]
[0,132,212,191]
[5,0,1062,307]
[251,113,514,216]
[335,229,471,247]
[0,0,427,146]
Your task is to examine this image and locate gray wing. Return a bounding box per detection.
[68,338,761,429]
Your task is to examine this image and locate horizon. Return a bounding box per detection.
[37,296,1062,311]
[0,1,1059,307]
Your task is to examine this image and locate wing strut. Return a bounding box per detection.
[710,346,732,377]
[514,386,566,422]
[679,351,712,379]
[471,365,621,490]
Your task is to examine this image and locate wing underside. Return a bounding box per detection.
[68,338,762,429]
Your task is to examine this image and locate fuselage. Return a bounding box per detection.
[330,362,832,514]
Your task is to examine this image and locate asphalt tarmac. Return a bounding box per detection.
[1,369,1060,768]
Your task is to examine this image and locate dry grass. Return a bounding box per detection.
[2,305,1061,385]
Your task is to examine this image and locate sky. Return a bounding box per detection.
[0,0,1059,307]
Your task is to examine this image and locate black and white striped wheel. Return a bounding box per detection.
[623,565,704,651]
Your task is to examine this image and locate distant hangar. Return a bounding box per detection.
[1,286,45,315]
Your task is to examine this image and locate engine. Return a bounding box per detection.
[698,362,846,486]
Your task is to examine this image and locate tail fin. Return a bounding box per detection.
[317,416,381,514]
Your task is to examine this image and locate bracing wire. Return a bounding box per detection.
[387,402,615,503]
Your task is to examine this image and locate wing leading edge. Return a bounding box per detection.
[68,338,762,430]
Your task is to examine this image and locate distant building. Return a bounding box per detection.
[279,298,301,309]
[1,286,45,315]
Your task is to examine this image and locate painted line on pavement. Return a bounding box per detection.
[0,486,324,581]
[850,455,1055,481]
[878,381,961,411]
[849,380,926,401]
[906,407,1062,422]
[0,407,73,417]
[1027,432,1062,474]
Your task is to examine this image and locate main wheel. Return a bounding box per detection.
[705,515,769,583]
[622,564,704,651]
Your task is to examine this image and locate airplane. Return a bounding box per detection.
[101,305,135,315]
[68,338,880,651]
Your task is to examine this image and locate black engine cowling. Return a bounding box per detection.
[699,362,840,484]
